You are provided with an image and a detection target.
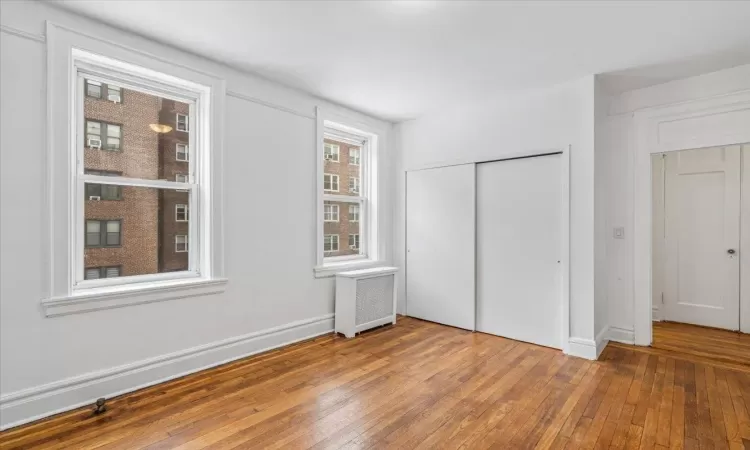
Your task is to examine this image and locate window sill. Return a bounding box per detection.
[42,278,228,317]
[314,260,385,279]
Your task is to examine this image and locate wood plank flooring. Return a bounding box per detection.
[2,317,750,449]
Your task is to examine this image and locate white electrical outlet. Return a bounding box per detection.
[613,227,625,239]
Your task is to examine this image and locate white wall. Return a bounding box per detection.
[604,64,750,342]
[395,76,599,347]
[0,1,395,428]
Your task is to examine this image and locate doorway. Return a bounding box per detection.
[651,145,746,332]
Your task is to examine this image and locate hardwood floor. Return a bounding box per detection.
[2,317,750,449]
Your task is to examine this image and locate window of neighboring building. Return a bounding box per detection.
[86,120,121,151]
[349,177,360,194]
[85,266,121,280]
[349,204,360,222]
[175,174,188,183]
[85,220,121,248]
[175,204,189,222]
[324,203,339,222]
[176,113,189,132]
[175,235,188,253]
[324,234,339,253]
[349,148,360,166]
[85,80,122,103]
[324,174,339,192]
[349,234,360,250]
[176,143,189,162]
[85,170,122,200]
[324,143,340,162]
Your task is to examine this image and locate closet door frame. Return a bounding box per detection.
[404,146,570,354]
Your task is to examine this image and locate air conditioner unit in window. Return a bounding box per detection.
[109,97,121,103]
[88,196,101,201]
[324,155,335,161]
[335,267,399,338]
[349,245,359,250]
[87,138,101,149]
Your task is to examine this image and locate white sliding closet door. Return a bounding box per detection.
[476,154,562,349]
[406,164,475,330]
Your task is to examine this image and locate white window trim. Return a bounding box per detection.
[42,24,227,316]
[314,109,384,277]
[324,203,339,222]
[323,173,339,193]
[176,143,189,162]
[176,113,189,132]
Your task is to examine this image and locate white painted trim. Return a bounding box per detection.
[567,337,598,360]
[314,260,388,279]
[42,278,228,317]
[0,313,333,430]
[0,24,46,43]
[608,326,635,345]
[568,325,608,360]
[560,146,571,355]
[633,90,750,346]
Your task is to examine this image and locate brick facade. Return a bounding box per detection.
[323,138,362,257]
[83,84,190,278]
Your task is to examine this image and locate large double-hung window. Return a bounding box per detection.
[44,29,226,316]
[316,117,379,275]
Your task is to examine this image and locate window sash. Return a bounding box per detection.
[349,148,360,165]
[324,234,339,252]
[85,219,121,248]
[324,174,339,192]
[175,204,189,222]
[324,204,339,222]
[324,143,340,162]
[175,235,188,252]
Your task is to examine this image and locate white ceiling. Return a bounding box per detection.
[52,0,750,121]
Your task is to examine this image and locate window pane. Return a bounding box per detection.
[322,138,361,197]
[82,78,191,180]
[83,184,191,278]
[86,81,102,98]
[105,266,120,278]
[107,86,121,102]
[322,200,361,258]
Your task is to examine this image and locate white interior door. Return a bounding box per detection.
[406,164,475,330]
[664,146,741,330]
[476,154,562,349]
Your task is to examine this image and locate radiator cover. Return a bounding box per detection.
[335,267,399,338]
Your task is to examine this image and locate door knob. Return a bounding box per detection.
[728,249,736,255]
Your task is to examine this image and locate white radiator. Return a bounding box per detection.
[335,267,399,338]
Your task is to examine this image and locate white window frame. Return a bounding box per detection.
[175,235,188,253]
[175,204,189,222]
[324,203,339,222]
[315,110,382,277]
[324,143,340,162]
[323,173,339,193]
[176,143,189,162]
[43,27,227,317]
[176,113,189,132]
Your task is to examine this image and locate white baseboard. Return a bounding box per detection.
[652,306,662,322]
[609,326,635,344]
[567,326,610,361]
[0,314,334,430]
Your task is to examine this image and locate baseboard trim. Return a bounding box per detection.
[609,326,635,345]
[567,326,609,361]
[0,314,334,430]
